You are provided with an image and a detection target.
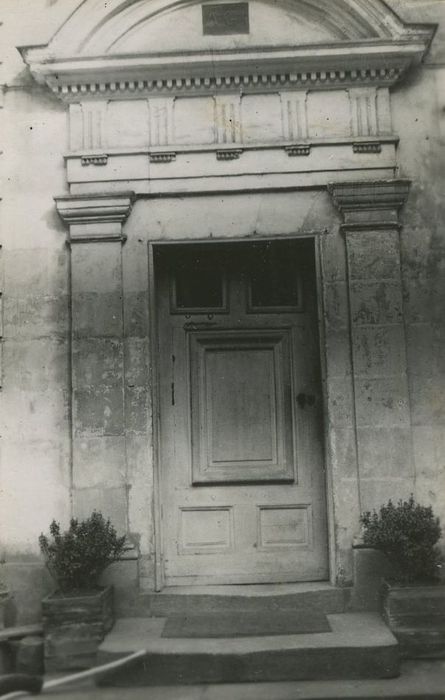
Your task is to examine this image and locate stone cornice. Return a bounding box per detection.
[55,193,134,243]
[328,179,411,229]
[21,37,433,101]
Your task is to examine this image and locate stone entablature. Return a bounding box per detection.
[19,0,434,195]
[65,139,399,197]
[68,88,392,150]
[61,84,397,194]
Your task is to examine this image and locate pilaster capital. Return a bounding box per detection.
[328,179,411,231]
[55,192,134,243]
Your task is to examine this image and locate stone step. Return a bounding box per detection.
[129,583,350,618]
[96,612,399,686]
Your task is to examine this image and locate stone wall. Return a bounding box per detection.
[0,42,72,618]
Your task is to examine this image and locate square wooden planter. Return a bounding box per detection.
[382,580,445,659]
[42,585,114,671]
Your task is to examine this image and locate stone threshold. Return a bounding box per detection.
[124,582,351,618]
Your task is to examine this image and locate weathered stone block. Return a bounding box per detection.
[355,377,410,428]
[124,338,150,387]
[346,230,400,280]
[73,436,126,489]
[324,329,351,378]
[412,425,445,478]
[71,243,122,294]
[122,239,150,293]
[3,294,69,339]
[3,338,68,391]
[359,479,414,513]
[320,233,347,282]
[406,323,436,378]
[323,282,349,329]
[353,326,405,377]
[328,428,358,480]
[408,374,445,426]
[73,385,124,437]
[3,248,68,297]
[125,386,149,434]
[357,427,414,478]
[72,338,123,388]
[350,281,403,325]
[1,389,69,441]
[326,377,355,428]
[125,435,153,483]
[402,275,444,325]
[72,292,123,338]
[124,292,149,338]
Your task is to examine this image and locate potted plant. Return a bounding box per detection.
[39,511,126,671]
[360,495,445,658]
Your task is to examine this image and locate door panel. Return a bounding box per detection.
[190,330,294,483]
[156,240,328,585]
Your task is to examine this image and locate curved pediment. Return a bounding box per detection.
[20,0,435,98]
[28,0,427,55]
[48,0,384,56]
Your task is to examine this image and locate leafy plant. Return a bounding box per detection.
[360,495,443,584]
[39,511,126,593]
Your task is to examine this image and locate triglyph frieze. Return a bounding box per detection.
[68,87,393,153]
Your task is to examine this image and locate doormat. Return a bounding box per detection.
[161,610,331,638]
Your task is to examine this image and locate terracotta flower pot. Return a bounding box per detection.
[381,579,445,659]
[42,585,114,671]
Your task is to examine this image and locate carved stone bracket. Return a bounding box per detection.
[81,154,108,166]
[328,179,411,230]
[285,145,311,157]
[55,192,134,243]
[149,152,176,163]
[353,142,382,154]
[216,149,243,161]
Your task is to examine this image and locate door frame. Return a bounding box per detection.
[148,233,334,591]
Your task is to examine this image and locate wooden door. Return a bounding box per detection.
[155,239,328,585]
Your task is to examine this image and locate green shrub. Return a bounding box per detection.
[360,495,442,583]
[39,511,126,593]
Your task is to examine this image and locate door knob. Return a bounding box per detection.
[297,393,316,409]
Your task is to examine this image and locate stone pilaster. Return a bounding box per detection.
[55,193,133,533]
[329,180,414,512]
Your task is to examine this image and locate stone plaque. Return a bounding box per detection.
[202,3,249,35]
